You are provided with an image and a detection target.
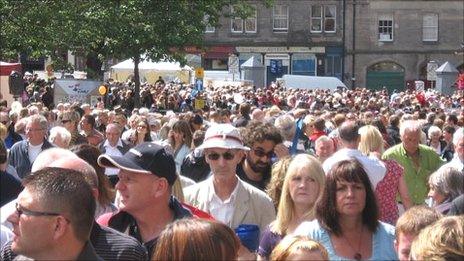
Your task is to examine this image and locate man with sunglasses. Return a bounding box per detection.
[1,148,148,261]
[185,124,275,238]
[5,167,101,260]
[237,121,288,191]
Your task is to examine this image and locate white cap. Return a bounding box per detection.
[197,124,250,151]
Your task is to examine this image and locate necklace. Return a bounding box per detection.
[341,225,363,260]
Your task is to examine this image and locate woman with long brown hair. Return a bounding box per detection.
[168,120,192,173]
[128,118,152,146]
[295,159,397,260]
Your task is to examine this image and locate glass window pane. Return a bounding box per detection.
[311,19,322,32]
[312,6,322,17]
[325,18,335,32]
[232,18,243,32]
[325,6,336,18]
[245,18,256,32]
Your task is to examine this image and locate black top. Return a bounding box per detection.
[0,171,22,207]
[448,194,464,216]
[236,163,271,191]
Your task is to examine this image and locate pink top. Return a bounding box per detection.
[375,159,404,225]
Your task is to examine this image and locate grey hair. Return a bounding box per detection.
[427,125,442,138]
[453,127,464,146]
[48,126,72,146]
[315,135,333,147]
[400,120,422,137]
[274,114,296,141]
[27,114,48,131]
[429,167,464,200]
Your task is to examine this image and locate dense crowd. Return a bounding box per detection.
[0,74,463,260]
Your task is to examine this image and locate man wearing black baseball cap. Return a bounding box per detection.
[97,142,192,257]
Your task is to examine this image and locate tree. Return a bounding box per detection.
[1,0,271,107]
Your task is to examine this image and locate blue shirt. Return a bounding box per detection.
[294,220,398,260]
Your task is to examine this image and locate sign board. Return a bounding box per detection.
[236,46,325,53]
[194,98,205,110]
[228,54,239,74]
[195,67,204,79]
[415,80,425,91]
[427,61,439,81]
[54,79,101,104]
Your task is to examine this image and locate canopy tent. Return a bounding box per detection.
[0,61,22,76]
[1,61,22,106]
[110,58,192,84]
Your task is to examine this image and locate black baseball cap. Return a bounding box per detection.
[98,142,177,185]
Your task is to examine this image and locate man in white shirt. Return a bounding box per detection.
[98,124,131,185]
[184,124,276,236]
[8,115,53,179]
[323,121,386,189]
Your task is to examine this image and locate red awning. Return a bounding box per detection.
[203,46,235,59]
[0,62,22,76]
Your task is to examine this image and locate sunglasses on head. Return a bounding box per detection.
[206,151,236,161]
[253,148,275,159]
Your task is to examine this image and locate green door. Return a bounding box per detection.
[367,62,405,93]
[366,71,405,93]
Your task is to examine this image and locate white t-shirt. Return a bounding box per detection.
[28,143,43,163]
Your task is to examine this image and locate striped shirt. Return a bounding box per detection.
[0,222,148,261]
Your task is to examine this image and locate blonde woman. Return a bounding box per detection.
[258,154,325,260]
[358,125,412,224]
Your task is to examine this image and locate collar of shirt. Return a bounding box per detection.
[103,139,123,148]
[208,175,240,204]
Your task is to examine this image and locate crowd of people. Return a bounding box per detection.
[0,75,463,260]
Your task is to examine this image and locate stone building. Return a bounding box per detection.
[200,0,464,91]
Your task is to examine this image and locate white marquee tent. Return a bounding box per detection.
[110,58,192,84]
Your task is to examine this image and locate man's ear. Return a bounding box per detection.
[53,216,69,240]
[153,177,169,197]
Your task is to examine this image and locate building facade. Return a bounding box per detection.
[201,0,344,87]
[201,0,464,90]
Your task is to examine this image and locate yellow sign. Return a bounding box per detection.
[194,99,205,110]
[195,68,204,79]
[98,85,107,95]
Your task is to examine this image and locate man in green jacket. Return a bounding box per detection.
[383,120,445,205]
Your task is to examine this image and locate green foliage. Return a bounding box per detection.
[1,0,273,105]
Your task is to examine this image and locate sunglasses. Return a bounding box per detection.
[206,151,236,161]
[15,203,60,217]
[1,121,9,125]
[253,148,275,159]
[61,120,71,124]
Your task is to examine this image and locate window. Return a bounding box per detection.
[310,5,336,33]
[273,5,288,32]
[423,14,438,42]
[231,16,243,33]
[310,5,322,32]
[378,15,393,41]
[204,15,215,33]
[231,6,257,33]
[324,6,336,32]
